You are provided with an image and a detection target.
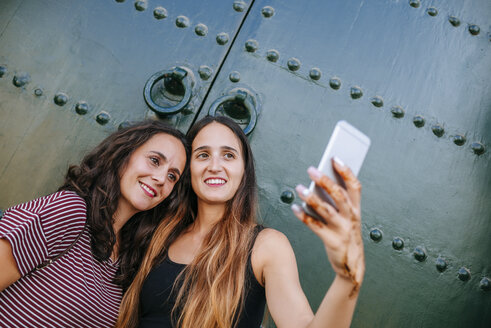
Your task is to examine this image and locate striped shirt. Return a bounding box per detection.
[0,191,122,327]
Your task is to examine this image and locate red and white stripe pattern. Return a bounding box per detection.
[0,191,122,327]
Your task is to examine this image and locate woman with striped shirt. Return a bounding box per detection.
[0,120,189,327]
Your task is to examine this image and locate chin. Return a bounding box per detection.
[133,201,157,213]
[202,196,233,205]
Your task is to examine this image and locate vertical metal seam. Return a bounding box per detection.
[187,0,256,132]
[0,0,24,39]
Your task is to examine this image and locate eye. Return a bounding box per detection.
[196,152,209,159]
[149,156,160,166]
[224,152,235,159]
[168,173,177,182]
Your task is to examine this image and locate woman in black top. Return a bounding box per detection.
[117,116,365,328]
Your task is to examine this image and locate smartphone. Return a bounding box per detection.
[302,120,371,222]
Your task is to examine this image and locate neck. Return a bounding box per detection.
[112,201,137,236]
[192,200,226,235]
[112,215,132,236]
[110,203,137,261]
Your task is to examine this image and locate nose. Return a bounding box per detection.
[207,156,222,172]
[151,167,168,185]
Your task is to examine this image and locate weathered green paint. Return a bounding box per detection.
[1,0,490,327]
[0,0,250,205]
[197,0,491,327]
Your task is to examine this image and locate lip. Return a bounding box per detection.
[204,177,227,186]
[139,181,157,197]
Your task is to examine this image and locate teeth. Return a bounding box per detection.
[206,178,226,185]
[139,182,156,196]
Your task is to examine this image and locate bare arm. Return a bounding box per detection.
[257,231,361,328]
[254,229,313,328]
[257,158,365,328]
[0,238,21,292]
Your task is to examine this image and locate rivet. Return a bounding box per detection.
[435,257,448,272]
[468,25,480,36]
[229,71,240,83]
[470,142,485,155]
[432,124,444,137]
[370,96,384,107]
[12,72,31,87]
[216,32,229,45]
[453,135,466,146]
[134,0,147,11]
[198,65,213,80]
[0,65,7,78]
[34,88,43,97]
[409,0,420,9]
[280,190,294,204]
[391,106,405,118]
[153,7,167,19]
[96,111,111,125]
[176,16,190,28]
[233,1,247,12]
[329,77,341,90]
[457,267,471,281]
[75,101,89,115]
[245,39,259,52]
[413,246,427,262]
[115,0,125,3]
[261,6,275,18]
[118,121,132,130]
[427,7,438,16]
[369,228,383,242]
[392,237,404,250]
[413,115,425,128]
[448,16,461,27]
[266,49,279,62]
[287,58,301,71]
[350,86,363,99]
[480,277,491,291]
[54,92,69,106]
[309,68,321,80]
[195,23,208,36]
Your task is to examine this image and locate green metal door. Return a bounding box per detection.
[0,0,252,205]
[1,0,490,327]
[196,0,491,327]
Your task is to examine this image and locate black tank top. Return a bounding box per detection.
[139,225,266,328]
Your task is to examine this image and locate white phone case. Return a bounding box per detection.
[302,120,371,221]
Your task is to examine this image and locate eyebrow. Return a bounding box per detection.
[192,145,239,154]
[150,151,182,177]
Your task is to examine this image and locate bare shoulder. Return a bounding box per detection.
[251,227,298,287]
[255,227,291,251]
[253,228,295,266]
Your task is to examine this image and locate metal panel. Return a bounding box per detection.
[0,0,250,206]
[197,0,491,326]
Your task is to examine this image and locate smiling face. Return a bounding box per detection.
[117,133,187,219]
[191,122,245,206]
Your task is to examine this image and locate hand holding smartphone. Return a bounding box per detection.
[302,120,371,222]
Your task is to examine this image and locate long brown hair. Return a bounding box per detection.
[59,120,189,290]
[117,116,258,328]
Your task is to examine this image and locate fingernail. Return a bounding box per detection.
[307,166,322,179]
[333,156,345,168]
[295,184,309,197]
[291,204,302,213]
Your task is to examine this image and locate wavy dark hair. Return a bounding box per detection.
[117,116,258,328]
[58,120,190,290]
